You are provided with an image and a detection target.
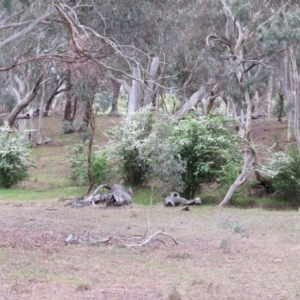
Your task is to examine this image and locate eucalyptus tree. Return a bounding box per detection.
[179,0,273,206]
[0,1,51,126]
[82,0,181,119]
[257,0,300,150]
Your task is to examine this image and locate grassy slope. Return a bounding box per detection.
[0,111,290,207]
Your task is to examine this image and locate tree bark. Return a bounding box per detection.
[174,88,204,117]
[219,147,256,207]
[288,45,300,153]
[277,93,284,122]
[108,78,121,116]
[144,56,160,106]
[43,81,67,117]
[7,75,43,127]
[85,111,95,196]
[62,70,74,134]
[266,74,273,117]
[79,98,93,132]
[126,65,142,121]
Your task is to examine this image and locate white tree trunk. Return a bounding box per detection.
[126,65,142,121]
[288,45,300,152]
[37,78,46,144]
[266,74,273,117]
[174,88,205,117]
[219,148,256,207]
[144,56,160,106]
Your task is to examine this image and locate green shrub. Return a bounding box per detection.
[108,107,155,186]
[171,113,242,198]
[109,108,241,196]
[66,143,110,186]
[0,123,35,188]
[259,144,300,203]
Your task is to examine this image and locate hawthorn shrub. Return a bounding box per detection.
[0,123,35,188]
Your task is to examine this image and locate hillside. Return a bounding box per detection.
[13,113,289,206]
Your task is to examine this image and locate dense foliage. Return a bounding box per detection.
[109,108,242,198]
[260,144,300,204]
[171,114,242,198]
[108,108,156,186]
[0,123,34,188]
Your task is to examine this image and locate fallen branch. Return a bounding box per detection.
[65,230,178,248]
[125,230,178,248]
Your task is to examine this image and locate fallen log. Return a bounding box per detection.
[67,184,133,207]
[164,192,201,207]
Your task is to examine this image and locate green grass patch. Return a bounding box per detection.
[0,186,86,201]
[132,186,163,206]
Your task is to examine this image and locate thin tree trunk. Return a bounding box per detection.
[108,78,121,116]
[219,148,256,207]
[79,98,92,132]
[62,70,74,134]
[219,86,257,207]
[43,81,67,117]
[277,93,284,122]
[37,76,46,144]
[266,74,273,117]
[85,109,95,196]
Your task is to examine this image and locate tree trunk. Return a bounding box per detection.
[108,78,121,116]
[78,98,93,132]
[219,86,257,207]
[219,147,256,207]
[37,77,46,144]
[277,93,284,122]
[266,74,273,117]
[85,111,95,196]
[62,70,74,134]
[7,75,43,127]
[43,81,67,117]
[126,65,142,121]
[144,56,160,107]
[288,45,300,153]
[174,88,204,117]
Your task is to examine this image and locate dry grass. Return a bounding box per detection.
[0,114,298,299]
[1,200,300,299]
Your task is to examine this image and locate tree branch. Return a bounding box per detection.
[0,7,52,50]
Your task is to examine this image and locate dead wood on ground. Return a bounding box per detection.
[164,192,201,207]
[65,230,178,248]
[67,184,133,207]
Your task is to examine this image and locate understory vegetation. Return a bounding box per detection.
[259,144,300,204]
[108,108,243,199]
[0,123,34,188]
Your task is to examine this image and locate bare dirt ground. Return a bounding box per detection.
[251,117,288,163]
[1,200,300,300]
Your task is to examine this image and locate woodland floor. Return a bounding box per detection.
[1,114,299,300]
